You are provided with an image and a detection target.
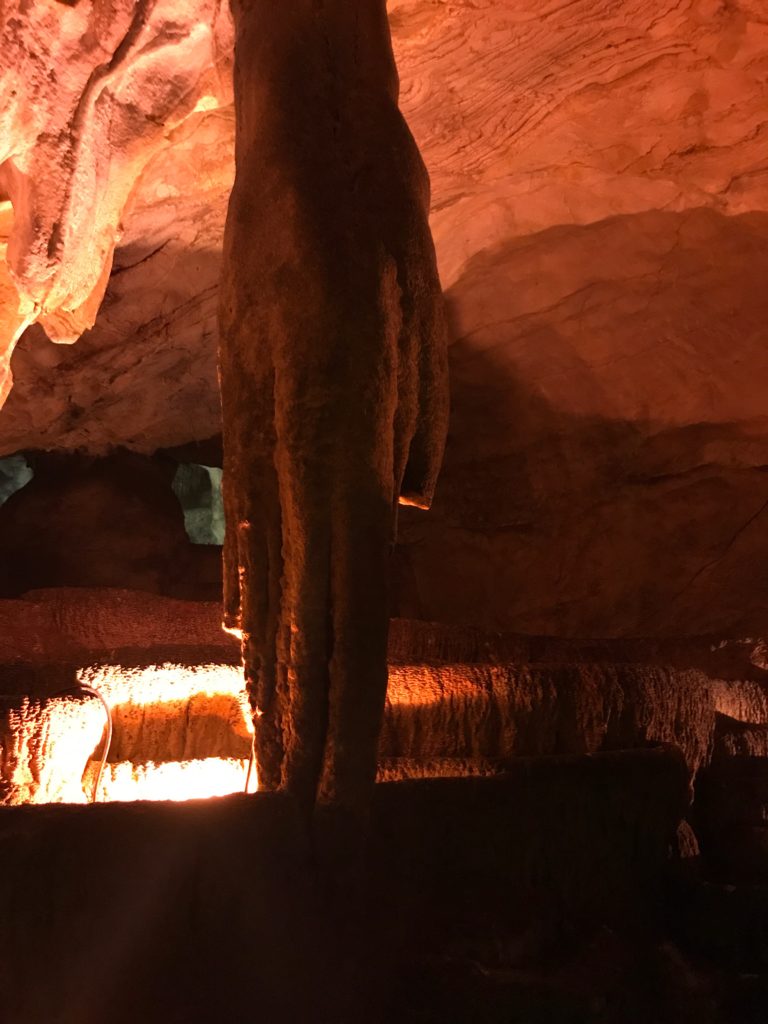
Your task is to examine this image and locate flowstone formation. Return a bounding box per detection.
[219,0,448,814]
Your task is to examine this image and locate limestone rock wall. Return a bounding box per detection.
[0,0,233,402]
[1,2,766,637]
[3,590,767,804]
[0,693,105,804]
[383,661,716,773]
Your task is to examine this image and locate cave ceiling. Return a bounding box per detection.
[1,0,765,456]
[1,0,767,637]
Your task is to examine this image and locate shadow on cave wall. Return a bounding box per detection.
[394,206,768,639]
[1,206,768,640]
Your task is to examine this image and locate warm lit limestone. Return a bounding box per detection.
[219,0,448,813]
[0,694,105,804]
[382,661,716,773]
[0,0,233,393]
[78,662,251,762]
[0,203,34,405]
[5,591,768,806]
[84,756,251,802]
[2,1,767,642]
[0,657,251,805]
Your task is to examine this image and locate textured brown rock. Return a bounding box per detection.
[382,661,715,773]
[0,588,237,665]
[0,651,714,801]
[78,662,251,761]
[0,647,252,805]
[713,713,768,760]
[4,587,768,680]
[1,1,766,641]
[5,590,762,801]
[0,202,34,406]
[711,678,768,725]
[672,820,701,861]
[0,120,232,454]
[220,0,448,811]
[397,207,768,637]
[392,0,768,637]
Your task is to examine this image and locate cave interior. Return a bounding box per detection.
[2,2,768,1022]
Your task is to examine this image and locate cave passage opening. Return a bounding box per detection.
[0,453,32,506]
[172,462,225,546]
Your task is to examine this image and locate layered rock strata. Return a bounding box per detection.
[2,590,767,804]
[2,1,768,641]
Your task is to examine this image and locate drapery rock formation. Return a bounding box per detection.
[0,0,233,402]
[220,0,448,813]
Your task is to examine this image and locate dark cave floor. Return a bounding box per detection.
[2,590,768,1022]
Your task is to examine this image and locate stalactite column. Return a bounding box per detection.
[219,0,448,819]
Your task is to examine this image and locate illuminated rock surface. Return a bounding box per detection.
[0,4,766,1018]
[2,1,767,637]
[0,692,105,804]
[0,0,232,394]
[3,589,768,804]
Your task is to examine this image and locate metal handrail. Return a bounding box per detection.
[60,684,113,804]
[244,735,256,794]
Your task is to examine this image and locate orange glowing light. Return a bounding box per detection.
[87,756,252,803]
[1,663,257,806]
[74,663,255,803]
[76,662,250,713]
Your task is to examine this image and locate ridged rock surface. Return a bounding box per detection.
[0,0,233,402]
[713,712,768,760]
[2,589,767,802]
[1,2,767,637]
[0,694,105,804]
[383,662,716,772]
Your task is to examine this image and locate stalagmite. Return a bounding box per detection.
[219,0,448,817]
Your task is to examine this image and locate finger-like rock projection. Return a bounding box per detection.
[219,0,448,816]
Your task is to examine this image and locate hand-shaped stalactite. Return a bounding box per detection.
[219,0,448,821]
